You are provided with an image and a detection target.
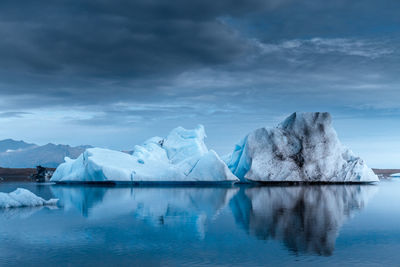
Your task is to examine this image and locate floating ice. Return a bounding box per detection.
[52,112,378,183]
[51,125,238,183]
[0,188,58,209]
[225,112,379,182]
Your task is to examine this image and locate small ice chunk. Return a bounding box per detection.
[0,188,58,209]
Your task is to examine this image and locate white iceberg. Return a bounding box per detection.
[225,112,379,182]
[0,188,58,208]
[51,125,238,183]
[390,173,400,177]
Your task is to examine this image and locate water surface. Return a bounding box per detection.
[0,180,399,266]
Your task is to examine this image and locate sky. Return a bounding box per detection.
[0,0,399,168]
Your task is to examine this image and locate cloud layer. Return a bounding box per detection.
[0,0,399,167]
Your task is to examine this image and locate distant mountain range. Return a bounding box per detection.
[0,139,91,168]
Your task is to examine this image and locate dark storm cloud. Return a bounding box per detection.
[0,0,399,105]
[0,1,398,124]
[0,0,399,167]
[0,0,276,80]
[0,0,296,110]
[230,0,400,40]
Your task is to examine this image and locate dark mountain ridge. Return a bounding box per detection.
[0,139,91,168]
[0,139,37,153]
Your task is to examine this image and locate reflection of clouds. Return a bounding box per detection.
[51,186,237,238]
[230,185,378,256]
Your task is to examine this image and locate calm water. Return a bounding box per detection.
[0,180,399,266]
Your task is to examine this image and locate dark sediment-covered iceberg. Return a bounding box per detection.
[224,112,379,183]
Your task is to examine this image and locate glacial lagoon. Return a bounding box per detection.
[0,180,399,266]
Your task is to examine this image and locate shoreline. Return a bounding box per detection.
[372,168,400,177]
[0,167,56,182]
[0,167,398,183]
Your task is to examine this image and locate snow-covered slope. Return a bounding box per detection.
[0,188,58,208]
[225,112,378,182]
[51,125,238,183]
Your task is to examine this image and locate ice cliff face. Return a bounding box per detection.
[51,125,238,183]
[225,112,379,182]
[0,188,58,208]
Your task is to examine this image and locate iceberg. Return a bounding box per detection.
[225,112,379,182]
[0,188,58,208]
[51,125,238,183]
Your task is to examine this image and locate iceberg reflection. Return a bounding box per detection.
[51,186,237,237]
[50,184,376,253]
[0,206,58,220]
[230,185,377,256]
